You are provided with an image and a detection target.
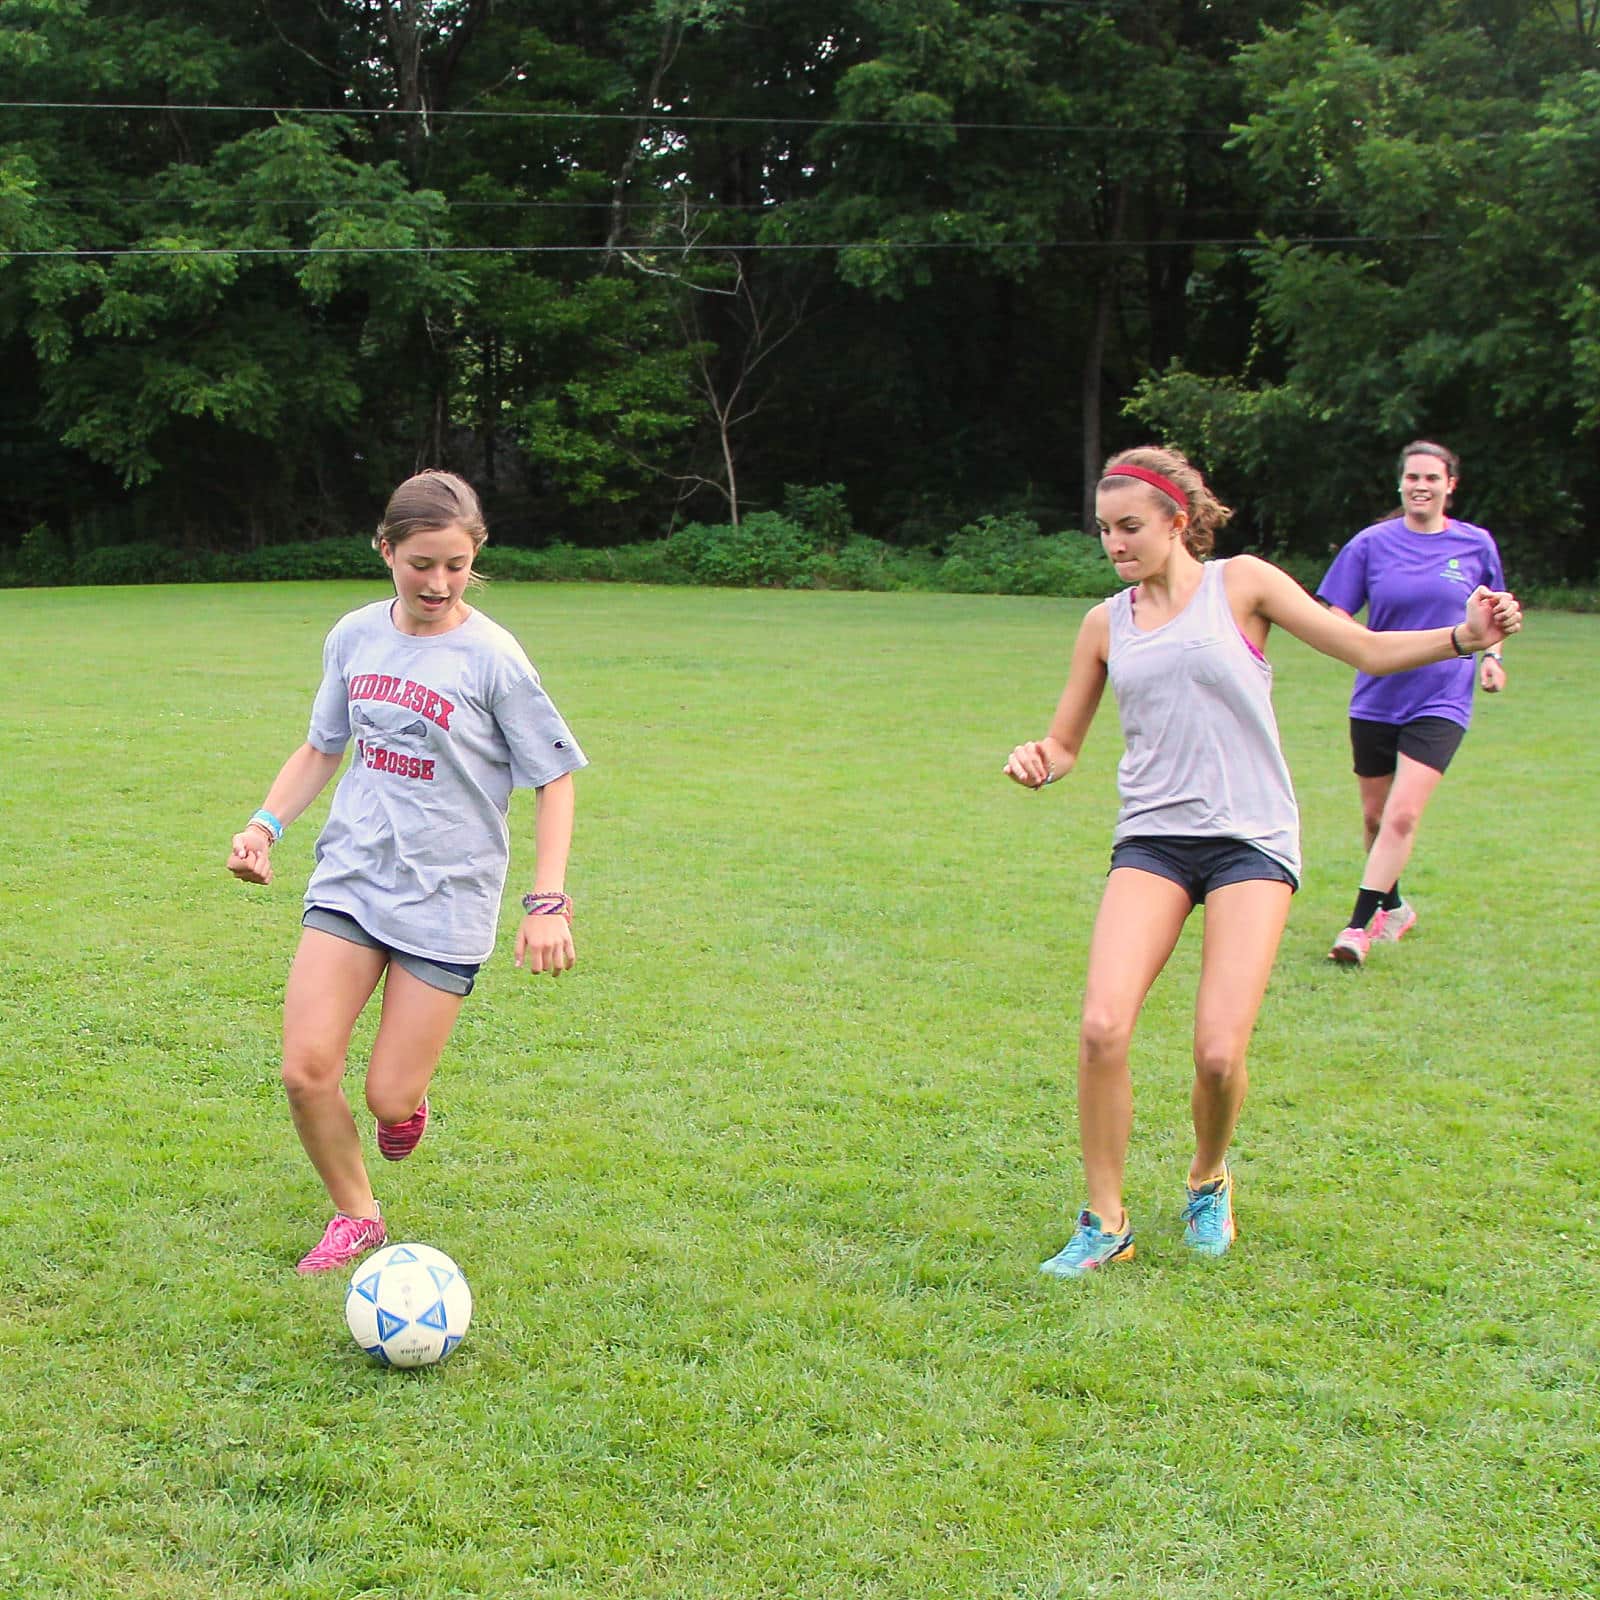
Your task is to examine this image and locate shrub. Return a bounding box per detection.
[665,513,819,587]
[604,541,692,586]
[238,539,380,581]
[802,536,910,591]
[781,483,855,545]
[77,543,238,585]
[19,523,71,586]
[935,514,1116,598]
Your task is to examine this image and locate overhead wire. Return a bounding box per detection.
[3,236,1445,259]
[0,98,1237,137]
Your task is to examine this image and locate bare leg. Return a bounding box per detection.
[1190,879,1293,1185]
[1077,868,1193,1222]
[363,965,466,1127]
[282,930,387,1217]
[1357,772,1393,856]
[1359,755,1444,895]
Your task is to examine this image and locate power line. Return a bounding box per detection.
[25,192,1344,217]
[2,235,1445,259]
[0,98,1236,137]
[27,193,778,213]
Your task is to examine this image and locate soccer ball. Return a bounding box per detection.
[345,1243,472,1368]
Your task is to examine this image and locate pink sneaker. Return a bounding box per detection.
[1370,902,1417,943]
[1327,925,1371,966]
[296,1209,387,1275]
[376,1096,429,1161]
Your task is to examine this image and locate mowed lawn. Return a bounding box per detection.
[1,580,1596,1600]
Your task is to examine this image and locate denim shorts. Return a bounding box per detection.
[1109,836,1299,905]
[302,906,479,996]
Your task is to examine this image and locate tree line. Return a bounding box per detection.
[2,0,1596,582]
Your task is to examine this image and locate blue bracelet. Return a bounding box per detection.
[249,808,285,843]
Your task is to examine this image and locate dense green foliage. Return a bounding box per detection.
[5,502,1132,598]
[1,0,1596,579]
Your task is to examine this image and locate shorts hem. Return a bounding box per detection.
[302,906,479,996]
[1109,837,1299,903]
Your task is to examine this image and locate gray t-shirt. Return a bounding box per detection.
[1106,558,1301,881]
[304,600,587,963]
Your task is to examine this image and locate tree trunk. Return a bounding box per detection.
[1080,184,1128,535]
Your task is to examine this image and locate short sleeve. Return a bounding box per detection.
[495,670,587,789]
[307,622,353,753]
[1483,532,1505,592]
[1317,533,1371,616]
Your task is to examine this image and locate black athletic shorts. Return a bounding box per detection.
[1108,836,1298,906]
[1349,716,1466,779]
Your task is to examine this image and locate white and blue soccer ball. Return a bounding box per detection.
[345,1243,472,1368]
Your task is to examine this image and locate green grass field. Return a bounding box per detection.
[2,581,1596,1599]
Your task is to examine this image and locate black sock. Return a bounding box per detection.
[1381,882,1403,911]
[1350,887,1385,930]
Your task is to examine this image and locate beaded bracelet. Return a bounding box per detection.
[522,891,573,922]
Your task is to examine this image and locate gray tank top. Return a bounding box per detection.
[1106,558,1301,879]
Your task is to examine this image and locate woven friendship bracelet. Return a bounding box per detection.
[522,891,573,922]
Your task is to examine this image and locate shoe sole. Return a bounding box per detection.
[296,1231,387,1275]
[1327,945,1366,966]
[1039,1239,1136,1277]
[1185,1217,1237,1257]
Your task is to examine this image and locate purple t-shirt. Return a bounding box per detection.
[1317,516,1504,727]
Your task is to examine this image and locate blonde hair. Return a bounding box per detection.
[373,470,488,553]
[1100,445,1233,559]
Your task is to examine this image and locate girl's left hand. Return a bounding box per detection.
[1480,655,1507,694]
[515,914,575,975]
[1457,586,1522,652]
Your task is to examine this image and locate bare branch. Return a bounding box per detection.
[605,20,685,257]
[257,1,340,79]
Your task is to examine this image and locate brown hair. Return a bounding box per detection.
[373,470,488,553]
[1100,445,1233,559]
[1396,439,1459,483]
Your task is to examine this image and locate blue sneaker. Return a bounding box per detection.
[1183,1164,1236,1257]
[1039,1209,1136,1278]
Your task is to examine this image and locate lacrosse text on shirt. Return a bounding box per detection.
[347,673,456,731]
[358,741,437,781]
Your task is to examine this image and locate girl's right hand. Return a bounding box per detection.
[227,828,273,886]
[1003,738,1066,790]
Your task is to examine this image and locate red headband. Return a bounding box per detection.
[1100,463,1186,510]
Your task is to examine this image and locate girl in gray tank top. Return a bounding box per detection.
[1002,446,1521,1280]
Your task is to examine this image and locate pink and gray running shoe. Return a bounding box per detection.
[377,1096,429,1162]
[1370,902,1417,943]
[1327,925,1372,966]
[296,1210,387,1275]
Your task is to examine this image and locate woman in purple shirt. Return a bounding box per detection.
[1319,442,1508,966]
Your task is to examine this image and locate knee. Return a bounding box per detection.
[1362,804,1386,838]
[365,1083,422,1126]
[1193,1035,1245,1087]
[1080,1008,1134,1070]
[1378,804,1423,841]
[281,1042,345,1106]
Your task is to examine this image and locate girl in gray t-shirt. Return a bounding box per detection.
[226,471,587,1276]
[1002,446,1520,1280]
